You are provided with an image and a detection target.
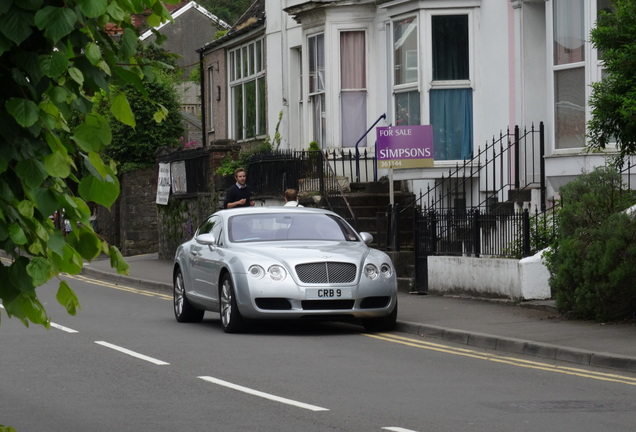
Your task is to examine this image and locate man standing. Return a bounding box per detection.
[224,168,255,209]
[283,188,303,207]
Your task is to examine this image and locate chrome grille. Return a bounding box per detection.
[295,262,356,283]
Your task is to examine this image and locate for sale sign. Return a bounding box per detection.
[376,125,434,169]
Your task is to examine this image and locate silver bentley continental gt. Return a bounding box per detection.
[172,207,398,333]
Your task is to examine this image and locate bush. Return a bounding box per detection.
[544,166,636,321]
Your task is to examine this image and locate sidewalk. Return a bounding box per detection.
[82,253,636,373]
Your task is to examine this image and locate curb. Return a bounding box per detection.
[395,321,636,373]
[82,265,636,374]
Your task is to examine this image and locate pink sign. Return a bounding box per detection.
[376,125,434,169]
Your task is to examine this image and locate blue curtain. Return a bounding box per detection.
[430,89,473,160]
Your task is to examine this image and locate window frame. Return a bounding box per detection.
[228,38,266,142]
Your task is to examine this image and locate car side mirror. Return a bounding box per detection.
[359,232,373,245]
[196,233,217,246]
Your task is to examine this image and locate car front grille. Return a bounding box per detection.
[295,262,357,283]
[302,300,355,310]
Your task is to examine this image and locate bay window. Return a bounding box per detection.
[308,33,326,148]
[340,31,367,147]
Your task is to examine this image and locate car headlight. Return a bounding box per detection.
[248,265,266,279]
[364,263,379,280]
[380,263,393,277]
[268,265,287,281]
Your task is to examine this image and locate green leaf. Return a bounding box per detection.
[68,66,84,85]
[106,2,126,21]
[16,158,47,189]
[44,151,71,178]
[17,200,35,218]
[153,104,168,123]
[0,7,34,45]
[71,227,102,260]
[72,113,111,152]
[8,257,35,293]
[27,257,53,287]
[85,42,102,66]
[111,92,136,127]
[51,244,83,274]
[35,6,78,43]
[77,0,107,18]
[16,293,50,327]
[78,173,120,208]
[9,223,27,245]
[56,280,80,316]
[109,245,130,275]
[40,51,69,78]
[6,98,39,127]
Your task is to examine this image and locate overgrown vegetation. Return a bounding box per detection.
[95,69,185,173]
[544,166,636,321]
[588,0,636,159]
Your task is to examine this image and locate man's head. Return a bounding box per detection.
[234,168,247,186]
[284,188,298,202]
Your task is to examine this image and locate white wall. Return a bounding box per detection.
[428,251,551,300]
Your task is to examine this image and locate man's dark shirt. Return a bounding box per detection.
[224,183,252,208]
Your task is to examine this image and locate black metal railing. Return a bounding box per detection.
[246,149,377,197]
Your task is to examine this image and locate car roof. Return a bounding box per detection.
[216,206,339,218]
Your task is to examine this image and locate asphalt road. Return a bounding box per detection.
[2,273,636,432]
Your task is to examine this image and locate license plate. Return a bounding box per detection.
[305,288,352,299]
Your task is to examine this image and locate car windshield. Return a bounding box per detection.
[228,213,359,243]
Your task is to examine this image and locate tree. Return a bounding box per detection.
[96,70,185,172]
[0,0,179,328]
[588,0,636,160]
[544,166,636,321]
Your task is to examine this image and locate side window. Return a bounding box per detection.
[197,216,220,235]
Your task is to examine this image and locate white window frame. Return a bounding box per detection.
[228,38,266,141]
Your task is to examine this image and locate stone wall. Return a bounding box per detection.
[95,167,159,257]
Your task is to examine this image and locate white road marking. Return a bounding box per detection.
[198,376,329,412]
[95,341,170,366]
[50,322,79,333]
[382,428,420,432]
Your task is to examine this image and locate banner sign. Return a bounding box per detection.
[376,125,434,169]
[156,163,171,205]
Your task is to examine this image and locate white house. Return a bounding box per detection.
[200,0,632,209]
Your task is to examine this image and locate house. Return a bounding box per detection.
[140,1,230,120]
[199,0,634,212]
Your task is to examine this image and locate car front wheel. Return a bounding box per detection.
[174,269,204,323]
[362,301,398,332]
[220,273,246,333]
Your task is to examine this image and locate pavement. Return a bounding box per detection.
[82,253,636,374]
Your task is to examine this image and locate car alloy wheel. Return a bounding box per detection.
[220,273,246,333]
[174,269,204,323]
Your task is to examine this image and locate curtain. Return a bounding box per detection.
[341,31,367,147]
[430,89,473,160]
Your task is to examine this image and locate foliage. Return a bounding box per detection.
[95,70,185,172]
[544,166,636,321]
[263,110,283,151]
[196,0,254,27]
[588,0,636,159]
[502,209,557,259]
[0,1,178,330]
[215,141,272,177]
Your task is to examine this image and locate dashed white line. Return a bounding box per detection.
[50,322,79,333]
[382,427,420,432]
[95,341,170,365]
[198,376,329,412]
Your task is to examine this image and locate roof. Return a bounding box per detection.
[197,0,265,53]
[139,1,230,41]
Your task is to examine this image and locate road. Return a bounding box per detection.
[2,273,636,432]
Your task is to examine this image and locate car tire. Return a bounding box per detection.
[174,269,204,323]
[220,273,246,333]
[362,301,398,332]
